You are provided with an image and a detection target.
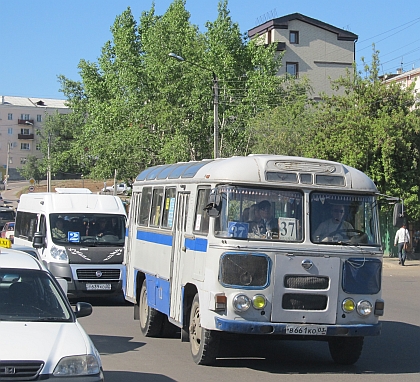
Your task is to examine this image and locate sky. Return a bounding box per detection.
[1,0,419,100]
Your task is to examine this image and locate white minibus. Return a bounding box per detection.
[14,188,127,298]
[124,155,395,365]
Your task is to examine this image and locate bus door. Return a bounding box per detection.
[169,192,189,322]
[125,193,140,302]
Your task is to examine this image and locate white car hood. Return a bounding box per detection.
[0,320,94,374]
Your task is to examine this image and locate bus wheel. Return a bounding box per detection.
[139,279,164,337]
[189,293,220,365]
[328,337,364,365]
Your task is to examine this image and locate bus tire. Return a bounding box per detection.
[139,279,164,337]
[189,293,220,365]
[328,337,364,365]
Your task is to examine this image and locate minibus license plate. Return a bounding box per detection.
[86,283,111,291]
[286,325,327,335]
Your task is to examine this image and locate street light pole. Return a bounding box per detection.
[169,53,220,158]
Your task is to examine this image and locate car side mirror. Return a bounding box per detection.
[74,302,93,318]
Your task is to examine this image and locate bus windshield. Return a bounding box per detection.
[214,186,303,241]
[310,192,380,245]
[50,213,126,246]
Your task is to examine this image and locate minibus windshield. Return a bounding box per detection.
[50,213,126,246]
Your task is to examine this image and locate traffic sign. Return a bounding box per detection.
[29,178,35,185]
[28,186,35,192]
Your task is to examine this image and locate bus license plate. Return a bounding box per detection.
[286,325,327,335]
[86,283,111,291]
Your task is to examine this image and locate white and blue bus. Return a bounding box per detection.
[124,155,390,365]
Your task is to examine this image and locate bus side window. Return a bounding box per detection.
[150,188,164,227]
[193,188,210,235]
[139,187,152,226]
[161,188,176,229]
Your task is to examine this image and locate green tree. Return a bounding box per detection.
[305,50,420,220]
[18,155,43,183]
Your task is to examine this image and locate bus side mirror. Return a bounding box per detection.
[205,190,222,217]
[33,231,46,249]
[393,203,404,227]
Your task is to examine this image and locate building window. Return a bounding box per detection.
[37,114,42,122]
[20,128,30,135]
[286,62,299,78]
[21,143,30,150]
[8,128,13,135]
[289,31,299,44]
[8,113,13,120]
[20,157,27,164]
[21,114,30,120]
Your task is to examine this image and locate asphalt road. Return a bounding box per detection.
[77,260,420,382]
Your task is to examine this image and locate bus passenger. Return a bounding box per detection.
[257,200,278,238]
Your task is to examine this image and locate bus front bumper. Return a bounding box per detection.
[214,317,381,337]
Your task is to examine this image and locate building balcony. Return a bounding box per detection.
[18,133,34,140]
[18,119,34,125]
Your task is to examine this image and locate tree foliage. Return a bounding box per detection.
[304,51,420,220]
[58,0,295,180]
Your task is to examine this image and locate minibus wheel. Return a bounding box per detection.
[139,279,164,337]
[328,337,364,365]
[189,293,220,365]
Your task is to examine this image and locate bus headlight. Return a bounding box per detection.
[252,294,267,309]
[50,245,68,261]
[342,298,355,313]
[357,300,373,316]
[233,294,251,312]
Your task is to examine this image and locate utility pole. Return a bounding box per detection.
[4,142,11,189]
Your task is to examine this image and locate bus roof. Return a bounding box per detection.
[134,155,378,193]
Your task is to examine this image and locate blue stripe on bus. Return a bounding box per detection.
[137,230,173,246]
[135,229,208,252]
[185,237,208,252]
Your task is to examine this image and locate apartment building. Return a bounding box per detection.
[0,95,70,180]
[382,67,420,99]
[248,13,358,99]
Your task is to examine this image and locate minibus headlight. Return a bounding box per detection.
[342,298,355,313]
[233,294,251,312]
[51,245,68,261]
[356,300,373,316]
[252,294,267,309]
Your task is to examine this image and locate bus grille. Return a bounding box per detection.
[76,269,120,280]
[219,253,269,288]
[282,293,328,310]
[284,275,329,290]
[0,361,44,381]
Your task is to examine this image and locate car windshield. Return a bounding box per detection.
[214,186,303,241]
[0,210,15,221]
[50,213,126,246]
[310,192,380,246]
[0,268,72,322]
